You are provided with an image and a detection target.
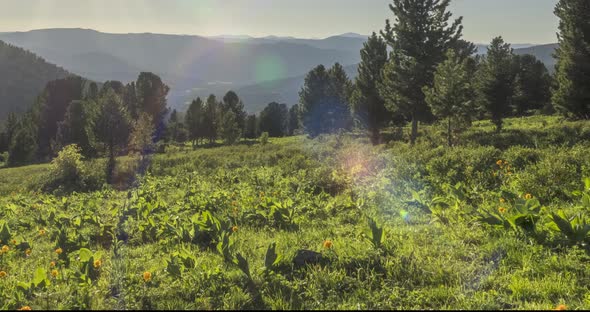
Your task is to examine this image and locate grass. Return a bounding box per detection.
[0,116,590,310]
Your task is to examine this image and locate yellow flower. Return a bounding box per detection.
[0,271,6,278]
[93,259,102,269]
[503,160,508,166]
[25,249,32,256]
[51,269,59,278]
[143,271,152,282]
[17,306,32,311]
[55,248,63,255]
[11,239,16,245]
[231,201,238,206]
[50,261,56,268]
[524,193,533,200]
[499,207,507,214]
[323,240,333,249]
[1,245,9,253]
[38,229,46,236]
[496,160,503,166]
[554,304,567,311]
[232,226,239,233]
[499,198,506,203]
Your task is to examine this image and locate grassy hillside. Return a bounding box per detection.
[1,116,590,310]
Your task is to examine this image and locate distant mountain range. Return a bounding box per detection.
[0,28,558,116]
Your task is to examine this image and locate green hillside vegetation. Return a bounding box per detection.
[0,40,70,120]
[1,116,590,309]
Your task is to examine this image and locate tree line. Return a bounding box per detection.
[296,0,588,146]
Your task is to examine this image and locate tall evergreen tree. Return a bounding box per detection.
[351,32,390,145]
[423,49,476,147]
[512,54,553,116]
[203,95,219,144]
[222,91,247,134]
[7,117,37,167]
[123,82,139,120]
[0,112,18,152]
[288,104,300,136]
[259,102,289,137]
[55,100,96,157]
[218,110,241,145]
[129,112,155,156]
[136,72,170,129]
[299,63,353,137]
[35,76,86,159]
[95,90,131,182]
[378,0,465,144]
[552,0,590,119]
[244,114,259,139]
[475,36,515,132]
[186,97,205,147]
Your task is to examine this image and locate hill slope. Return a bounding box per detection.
[0,40,70,121]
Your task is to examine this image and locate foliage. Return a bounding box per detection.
[258,102,289,137]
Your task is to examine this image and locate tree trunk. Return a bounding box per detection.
[410,116,418,145]
[370,127,380,146]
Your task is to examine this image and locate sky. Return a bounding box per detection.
[0,0,559,44]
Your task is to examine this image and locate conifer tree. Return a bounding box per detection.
[423,49,476,146]
[552,0,590,119]
[475,36,515,132]
[378,0,465,144]
[351,32,389,145]
[203,94,219,144]
[186,97,204,147]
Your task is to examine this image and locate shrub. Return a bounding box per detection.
[260,132,269,145]
[43,144,105,193]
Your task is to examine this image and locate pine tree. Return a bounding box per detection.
[327,63,353,132]
[351,32,389,145]
[552,0,590,119]
[203,94,219,144]
[379,0,465,145]
[244,114,259,139]
[288,104,300,136]
[55,100,96,157]
[512,54,553,116]
[219,110,241,145]
[475,36,515,132]
[423,49,476,147]
[95,90,131,182]
[259,102,289,137]
[129,113,155,156]
[222,91,247,134]
[8,116,37,167]
[136,72,170,129]
[186,97,204,147]
[299,65,330,137]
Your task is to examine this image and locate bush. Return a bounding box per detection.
[43,144,105,193]
[260,132,269,145]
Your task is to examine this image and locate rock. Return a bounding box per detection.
[293,249,323,267]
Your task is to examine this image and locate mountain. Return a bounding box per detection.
[0,40,71,121]
[514,43,558,71]
[0,28,364,111]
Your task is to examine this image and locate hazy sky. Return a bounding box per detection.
[0,0,559,44]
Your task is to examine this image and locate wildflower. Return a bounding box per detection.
[55,248,63,255]
[17,306,31,311]
[143,271,152,282]
[50,261,56,268]
[524,193,533,200]
[499,198,506,203]
[231,201,238,206]
[503,160,508,166]
[0,271,6,278]
[323,240,333,249]
[11,239,16,245]
[51,269,59,278]
[1,245,8,253]
[232,226,239,233]
[554,304,567,310]
[38,229,46,236]
[499,207,507,214]
[93,259,102,269]
[25,249,32,256]
[496,160,503,166]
